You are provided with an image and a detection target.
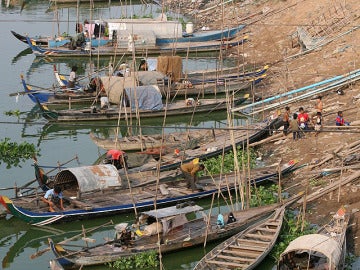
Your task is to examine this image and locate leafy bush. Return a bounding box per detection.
[0,138,40,169]
[202,147,256,175]
[250,184,279,207]
[271,210,316,262]
[107,250,159,270]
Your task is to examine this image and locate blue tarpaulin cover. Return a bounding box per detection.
[125,85,163,111]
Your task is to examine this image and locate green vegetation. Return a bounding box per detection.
[107,250,158,269]
[271,210,316,262]
[202,147,256,175]
[0,138,40,169]
[4,109,21,120]
[250,184,279,207]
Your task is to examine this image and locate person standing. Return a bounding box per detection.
[311,96,323,122]
[282,106,290,136]
[41,186,65,212]
[314,112,322,137]
[68,66,78,89]
[290,113,300,141]
[180,159,205,191]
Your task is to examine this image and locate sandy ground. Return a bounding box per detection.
[165,0,360,257]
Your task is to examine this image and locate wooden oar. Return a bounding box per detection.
[9,89,57,97]
[30,220,114,259]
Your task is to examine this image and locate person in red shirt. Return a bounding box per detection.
[105,149,128,169]
[297,107,309,130]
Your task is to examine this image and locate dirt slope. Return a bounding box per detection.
[166,0,360,256]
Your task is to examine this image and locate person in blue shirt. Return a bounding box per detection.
[41,186,65,212]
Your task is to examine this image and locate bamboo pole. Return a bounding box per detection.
[204,193,216,248]
[30,220,114,259]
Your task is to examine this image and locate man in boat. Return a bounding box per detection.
[114,223,133,248]
[41,186,65,212]
[138,59,148,71]
[180,159,205,191]
[68,66,78,89]
[105,149,128,170]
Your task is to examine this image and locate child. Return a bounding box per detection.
[314,112,322,137]
[290,113,300,140]
[336,111,350,126]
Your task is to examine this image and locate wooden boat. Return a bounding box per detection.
[19,74,99,106]
[277,206,349,270]
[11,30,49,46]
[92,67,266,100]
[26,34,248,57]
[156,25,246,44]
[159,74,265,98]
[194,205,286,270]
[90,129,214,152]
[11,29,110,48]
[0,160,298,226]
[120,117,283,173]
[48,197,297,269]
[37,91,250,122]
[184,65,269,85]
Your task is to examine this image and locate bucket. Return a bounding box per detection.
[84,42,91,51]
[100,97,109,109]
[186,22,194,35]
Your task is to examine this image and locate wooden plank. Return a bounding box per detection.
[204,260,248,268]
[225,249,260,258]
[245,233,273,241]
[217,254,254,262]
[263,221,281,226]
[236,238,269,246]
[256,227,278,233]
[228,244,266,252]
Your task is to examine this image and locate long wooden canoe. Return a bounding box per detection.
[20,74,98,106]
[0,160,298,226]
[194,206,286,270]
[48,198,297,269]
[120,117,283,173]
[37,93,249,122]
[27,34,248,57]
[89,129,214,151]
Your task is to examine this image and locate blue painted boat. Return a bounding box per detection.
[156,25,246,45]
[26,35,248,57]
[20,74,54,104]
[19,74,97,105]
[0,160,298,225]
[11,30,111,48]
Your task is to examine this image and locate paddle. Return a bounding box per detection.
[30,220,114,259]
[9,89,56,97]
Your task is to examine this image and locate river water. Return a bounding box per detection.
[0,1,278,270]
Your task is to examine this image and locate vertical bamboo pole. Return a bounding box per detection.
[204,193,216,248]
[301,181,308,232]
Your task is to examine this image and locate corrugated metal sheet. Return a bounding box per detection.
[142,205,203,219]
[54,164,122,193]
